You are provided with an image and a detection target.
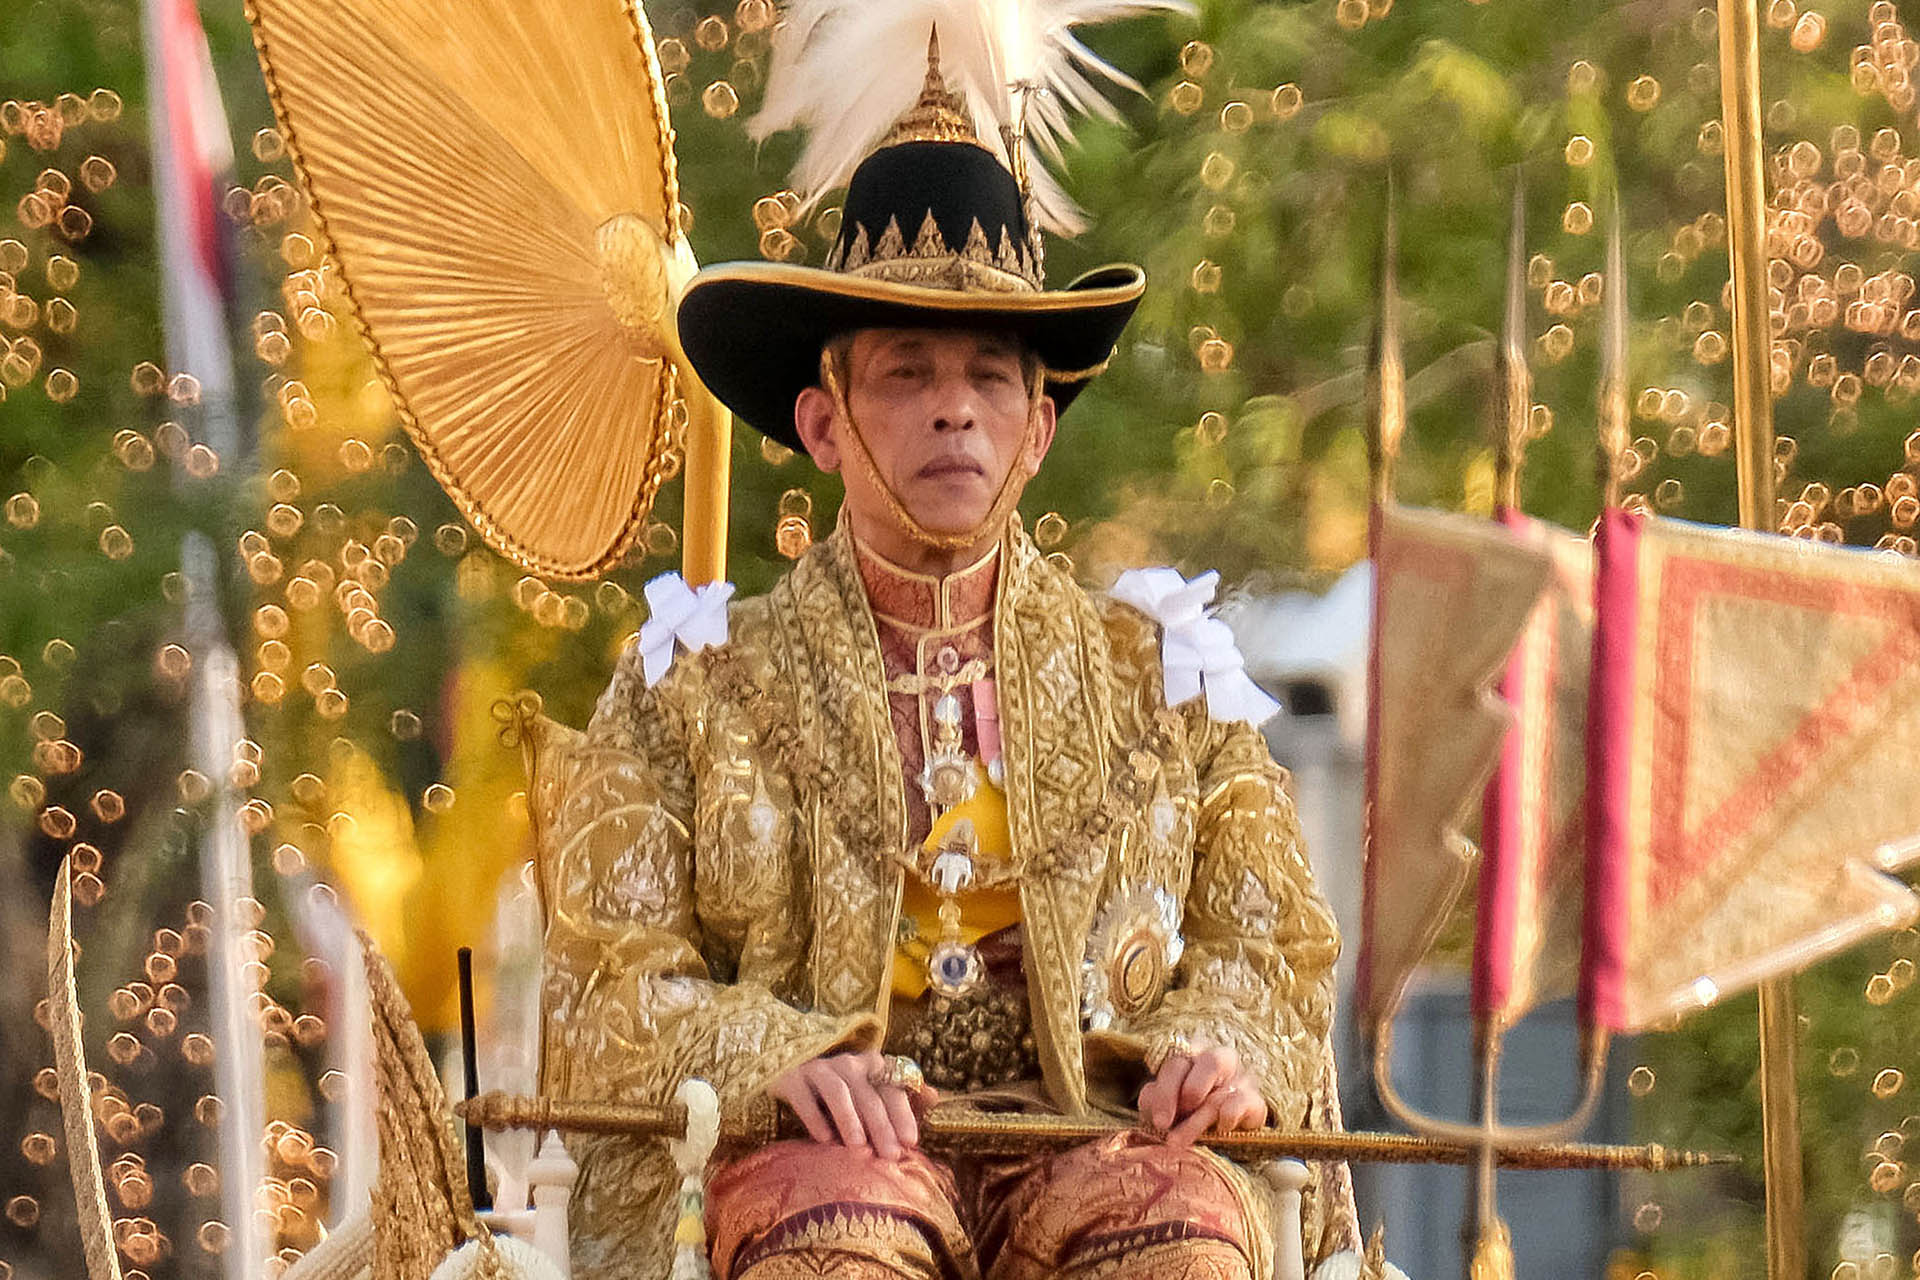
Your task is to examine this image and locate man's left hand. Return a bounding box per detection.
[1136,1041,1267,1146]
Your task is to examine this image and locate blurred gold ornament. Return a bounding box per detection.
[702,80,741,119]
[78,155,115,193]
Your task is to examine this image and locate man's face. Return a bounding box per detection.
[796,328,1057,541]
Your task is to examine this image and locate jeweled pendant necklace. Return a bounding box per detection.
[925,818,985,997]
[918,659,1006,998]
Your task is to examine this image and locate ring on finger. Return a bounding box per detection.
[868,1054,925,1092]
[1146,1034,1197,1074]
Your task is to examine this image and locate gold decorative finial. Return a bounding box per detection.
[1597,186,1629,509]
[363,931,489,1280]
[1368,177,1406,508]
[881,29,980,147]
[1469,1218,1515,1280]
[1494,172,1532,513]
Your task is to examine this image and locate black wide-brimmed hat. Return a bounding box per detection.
[677,58,1144,453]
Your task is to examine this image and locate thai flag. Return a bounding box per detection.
[142,0,238,446]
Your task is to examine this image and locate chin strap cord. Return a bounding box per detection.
[817,345,1042,552]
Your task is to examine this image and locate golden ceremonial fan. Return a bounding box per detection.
[246,0,722,580]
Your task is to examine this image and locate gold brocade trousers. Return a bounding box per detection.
[706,1131,1265,1280]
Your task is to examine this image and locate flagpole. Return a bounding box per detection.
[1465,173,1532,1280]
[1714,1,1799,1275]
[142,2,267,1277]
[1719,0,1779,534]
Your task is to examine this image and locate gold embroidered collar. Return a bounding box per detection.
[852,534,1000,633]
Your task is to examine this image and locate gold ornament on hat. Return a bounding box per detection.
[882,32,984,150]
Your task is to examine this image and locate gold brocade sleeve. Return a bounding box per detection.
[1086,601,1341,1125]
[531,633,883,1280]
[1124,718,1357,1263]
[1126,715,1340,1122]
[1084,598,1359,1262]
[538,638,878,1119]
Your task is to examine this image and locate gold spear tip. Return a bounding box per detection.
[1494,167,1532,510]
[1596,181,1630,505]
[1368,173,1406,506]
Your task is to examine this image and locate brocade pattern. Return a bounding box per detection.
[533,521,1353,1278]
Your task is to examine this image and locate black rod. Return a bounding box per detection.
[457,946,490,1211]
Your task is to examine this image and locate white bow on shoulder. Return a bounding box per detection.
[638,572,735,687]
[1109,567,1281,728]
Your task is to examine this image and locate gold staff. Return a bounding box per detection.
[1714,2,1798,1276]
[455,1090,1736,1172]
[46,859,124,1280]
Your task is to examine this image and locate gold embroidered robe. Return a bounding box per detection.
[529,524,1353,1279]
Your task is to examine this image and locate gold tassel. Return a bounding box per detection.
[1360,1224,1388,1280]
[1469,1219,1515,1280]
[363,930,488,1280]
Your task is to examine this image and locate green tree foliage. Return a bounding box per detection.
[10,0,1920,1275]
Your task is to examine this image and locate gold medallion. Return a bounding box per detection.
[1082,884,1185,1028]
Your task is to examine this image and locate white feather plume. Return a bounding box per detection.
[751,0,1191,236]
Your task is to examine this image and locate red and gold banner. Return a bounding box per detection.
[1358,506,1551,1030]
[1583,510,1920,1030]
[1472,509,1593,1028]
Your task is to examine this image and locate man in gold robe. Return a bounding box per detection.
[530,34,1360,1280]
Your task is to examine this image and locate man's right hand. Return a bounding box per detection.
[767,1051,938,1160]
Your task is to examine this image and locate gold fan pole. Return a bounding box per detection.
[680,383,733,586]
[1715,2,1797,1275]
